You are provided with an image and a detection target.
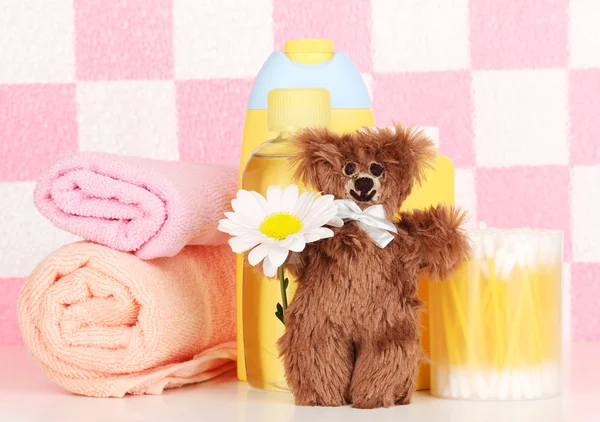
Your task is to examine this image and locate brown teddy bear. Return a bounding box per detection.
[278,124,470,409]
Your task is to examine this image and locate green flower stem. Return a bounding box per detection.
[279,265,288,316]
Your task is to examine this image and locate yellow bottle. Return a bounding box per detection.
[241,88,331,391]
[237,38,375,383]
[399,127,455,391]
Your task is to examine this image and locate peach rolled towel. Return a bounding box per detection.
[17,242,236,397]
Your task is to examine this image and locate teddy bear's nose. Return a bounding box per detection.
[354,177,374,193]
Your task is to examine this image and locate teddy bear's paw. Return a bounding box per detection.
[294,393,348,407]
[395,391,413,405]
[351,391,412,409]
[294,397,319,407]
[351,394,394,409]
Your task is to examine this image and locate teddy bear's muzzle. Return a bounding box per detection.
[350,177,377,202]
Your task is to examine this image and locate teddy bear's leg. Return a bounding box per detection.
[350,333,421,409]
[278,310,354,407]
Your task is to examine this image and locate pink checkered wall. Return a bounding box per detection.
[1,0,599,345]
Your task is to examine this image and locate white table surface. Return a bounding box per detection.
[1,343,598,422]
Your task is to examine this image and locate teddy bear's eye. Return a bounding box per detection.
[370,163,384,177]
[343,162,357,176]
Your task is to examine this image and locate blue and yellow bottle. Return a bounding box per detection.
[237,38,455,392]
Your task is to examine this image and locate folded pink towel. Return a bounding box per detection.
[34,152,238,260]
[18,242,236,398]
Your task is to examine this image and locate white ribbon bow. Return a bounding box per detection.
[334,199,398,248]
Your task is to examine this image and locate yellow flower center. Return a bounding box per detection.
[259,213,303,240]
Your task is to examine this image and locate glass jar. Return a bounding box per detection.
[429,228,563,400]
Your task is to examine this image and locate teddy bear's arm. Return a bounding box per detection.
[396,205,471,280]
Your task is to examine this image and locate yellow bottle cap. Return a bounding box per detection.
[267,88,331,132]
[284,39,334,64]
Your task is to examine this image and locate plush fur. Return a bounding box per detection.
[278,124,470,409]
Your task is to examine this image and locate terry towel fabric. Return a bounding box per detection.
[34,152,238,260]
[17,242,236,398]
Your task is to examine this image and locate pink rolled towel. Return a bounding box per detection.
[34,152,238,260]
[18,242,236,397]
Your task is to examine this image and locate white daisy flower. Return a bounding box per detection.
[218,184,343,277]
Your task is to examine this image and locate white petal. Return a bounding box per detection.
[259,236,278,245]
[301,199,338,229]
[232,191,267,224]
[279,234,306,252]
[263,256,277,278]
[293,192,318,220]
[311,195,335,213]
[248,243,269,266]
[317,206,340,226]
[220,226,255,237]
[281,184,299,213]
[309,193,334,209]
[267,246,290,268]
[303,227,334,243]
[266,185,283,213]
[317,198,338,217]
[228,236,261,254]
[299,203,324,229]
[224,211,259,230]
[327,216,344,228]
[218,218,251,235]
[249,191,270,215]
[217,220,234,234]
[291,194,310,222]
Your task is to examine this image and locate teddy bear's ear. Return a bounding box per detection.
[291,127,345,190]
[391,123,437,186]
